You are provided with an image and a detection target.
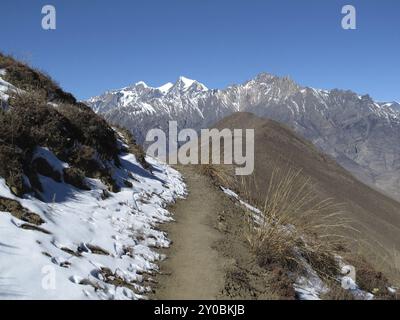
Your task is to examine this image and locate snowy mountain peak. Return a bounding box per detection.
[178,76,195,88]
[381,101,400,112]
[157,82,174,94]
[126,77,209,95]
[253,72,296,85]
[134,81,148,88]
[172,76,208,92]
[254,72,277,82]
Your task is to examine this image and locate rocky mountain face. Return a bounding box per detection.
[86,74,400,201]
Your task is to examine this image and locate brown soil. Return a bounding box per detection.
[153,166,228,299]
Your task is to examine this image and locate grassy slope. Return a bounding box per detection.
[213,112,400,285]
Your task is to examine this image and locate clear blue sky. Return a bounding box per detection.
[0,0,399,101]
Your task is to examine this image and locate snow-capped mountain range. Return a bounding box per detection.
[86,73,400,201]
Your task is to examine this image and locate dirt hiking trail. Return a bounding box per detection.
[154,165,228,300]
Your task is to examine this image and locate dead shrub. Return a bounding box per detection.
[67,145,121,193]
[8,89,47,108]
[6,91,77,156]
[63,167,90,190]
[58,103,120,163]
[100,171,121,193]
[0,143,26,196]
[68,145,102,177]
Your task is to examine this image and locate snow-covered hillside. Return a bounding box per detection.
[0,143,186,300]
[0,58,186,300]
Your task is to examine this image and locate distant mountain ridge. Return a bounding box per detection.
[86,73,400,201]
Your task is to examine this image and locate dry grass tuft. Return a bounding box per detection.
[241,166,352,281]
[320,281,355,300]
[63,167,90,191]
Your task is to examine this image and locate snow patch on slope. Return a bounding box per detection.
[0,146,186,300]
[0,69,16,102]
